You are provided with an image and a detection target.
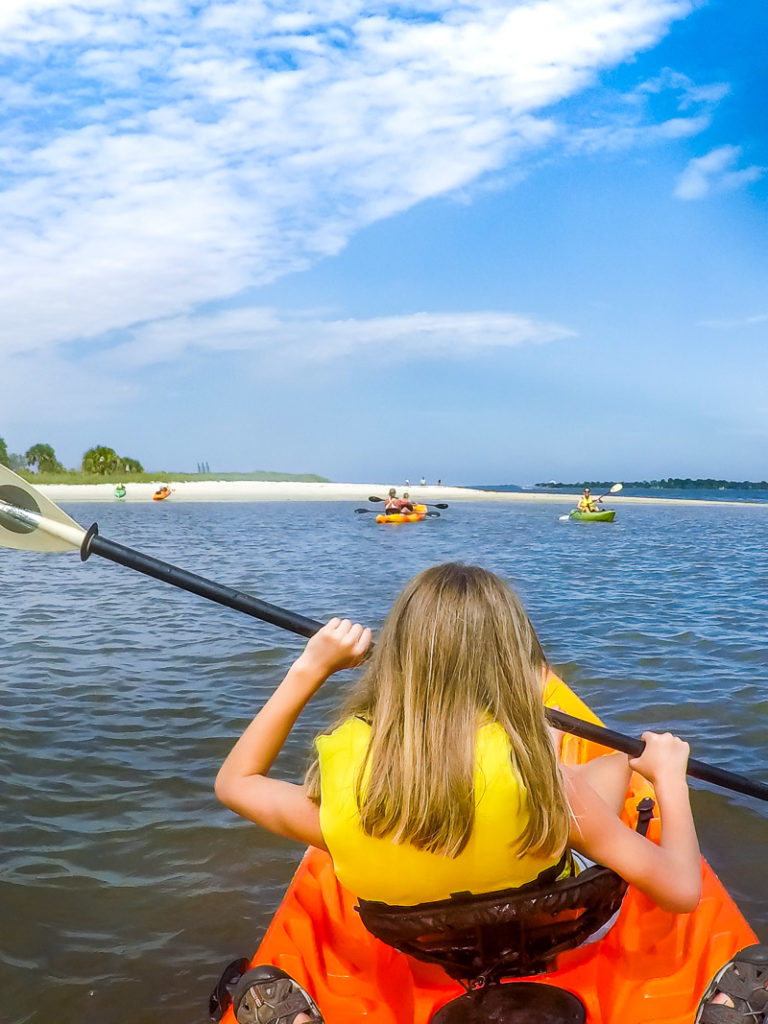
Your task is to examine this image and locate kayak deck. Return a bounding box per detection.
[222,678,756,1023]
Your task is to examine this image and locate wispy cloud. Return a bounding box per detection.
[700,312,768,329]
[567,67,727,153]
[106,307,577,370]
[674,145,765,200]
[0,0,693,376]
[0,306,575,419]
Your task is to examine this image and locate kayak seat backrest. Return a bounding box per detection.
[357,798,654,987]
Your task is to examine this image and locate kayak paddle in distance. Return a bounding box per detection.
[598,482,623,501]
[1,464,766,803]
[367,495,449,509]
[355,508,440,517]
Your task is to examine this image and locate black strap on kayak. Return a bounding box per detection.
[208,957,249,1022]
[357,798,654,990]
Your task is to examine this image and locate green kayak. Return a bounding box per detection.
[569,509,616,522]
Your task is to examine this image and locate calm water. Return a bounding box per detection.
[2,499,767,1023]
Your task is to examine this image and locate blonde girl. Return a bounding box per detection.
[215,564,701,1019]
[217,569,704,913]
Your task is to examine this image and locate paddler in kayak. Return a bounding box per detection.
[384,487,407,512]
[215,564,703,1023]
[578,486,600,513]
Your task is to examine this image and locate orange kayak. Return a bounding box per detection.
[376,504,428,524]
[153,486,171,501]
[220,677,756,1023]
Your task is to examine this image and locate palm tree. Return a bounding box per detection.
[25,443,64,473]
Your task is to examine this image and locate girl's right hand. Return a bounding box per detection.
[297,617,372,679]
[628,731,690,787]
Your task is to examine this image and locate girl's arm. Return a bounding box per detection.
[564,732,702,914]
[215,618,372,849]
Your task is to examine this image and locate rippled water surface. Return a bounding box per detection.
[2,499,767,1023]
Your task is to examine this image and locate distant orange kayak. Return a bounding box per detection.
[218,677,757,1023]
[376,503,428,524]
[152,486,171,501]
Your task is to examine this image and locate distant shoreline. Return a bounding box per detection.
[39,480,768,508]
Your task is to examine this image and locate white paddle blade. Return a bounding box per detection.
[0,464,86,552]
[610,483,623,493]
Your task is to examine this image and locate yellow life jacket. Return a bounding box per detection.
[578,494,596,511]
[316,717,564,905]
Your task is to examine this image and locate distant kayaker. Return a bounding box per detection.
[216,564,702,1022]
[384,487,407,512]
[578,486,599,513]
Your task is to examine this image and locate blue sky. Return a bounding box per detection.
[1,0,766,484]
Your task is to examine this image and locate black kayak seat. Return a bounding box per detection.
[357,798,655,1023]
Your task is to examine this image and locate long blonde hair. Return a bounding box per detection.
[306,563,569,860]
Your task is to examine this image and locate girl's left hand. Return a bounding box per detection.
[298,617,372,679]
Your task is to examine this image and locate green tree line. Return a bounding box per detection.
[0,438,144,476]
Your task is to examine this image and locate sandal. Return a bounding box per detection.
[696,945,768,1023]
[232,966,324,1024]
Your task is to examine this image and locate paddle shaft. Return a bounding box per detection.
[546,709,768,802]
[368,496,448,509]
[79,525,766,804]
[82,526,321,639]
[356,508,440,517]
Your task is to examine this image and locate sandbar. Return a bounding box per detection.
[38,480,767,508]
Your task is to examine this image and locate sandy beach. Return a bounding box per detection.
[38,480,768,508]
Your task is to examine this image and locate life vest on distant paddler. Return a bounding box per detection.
[316,717,566,905]
[578,491,597,512]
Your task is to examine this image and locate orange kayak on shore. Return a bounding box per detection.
[218,678,756,1023]
[153,486,172,501]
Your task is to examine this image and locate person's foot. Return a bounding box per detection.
[695,945,768,1022]
[232,965,323,1024]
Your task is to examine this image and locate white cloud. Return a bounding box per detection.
[637,68,730,109]
[567,67,726,153]
[700,313,768,329]
[674,145,765,200]
[105,307,576,370]
[0,0,692,374]
[0,306,575,420]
